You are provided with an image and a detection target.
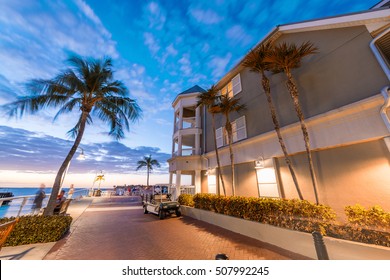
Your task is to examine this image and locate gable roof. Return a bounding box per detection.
[178,85,206,95]
[172,85,206,107]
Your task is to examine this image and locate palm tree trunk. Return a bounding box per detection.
[285,70,319,204]
[147,166,150,187]
[225,120,235,196]
[211,114,226,196]
[44,111,89,215]
[261,73,304,200]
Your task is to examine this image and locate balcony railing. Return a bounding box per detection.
[172,148,200,157]
[174,117,197,133]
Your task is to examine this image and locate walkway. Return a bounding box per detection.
[2,196,309,260]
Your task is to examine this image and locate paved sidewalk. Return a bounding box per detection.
[1,196,308,260]
[0,197,93,260]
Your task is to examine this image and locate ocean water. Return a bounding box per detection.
[0,187,90,218]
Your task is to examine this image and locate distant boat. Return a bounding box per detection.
[0,191,14,205]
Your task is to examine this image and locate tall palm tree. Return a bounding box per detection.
[136,154,160,187]
[3,55,142,215]
[196,85,227,196]
[267,41,319,204]
[243,42,304,200]
[211,95,245,196]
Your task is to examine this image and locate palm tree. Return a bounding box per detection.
[95,174,105,190]
[196,85,227,196]
[267,41,320,204]
[243,42,304,200]
[211,95,245,196]
[136,154,161,187]
[3,55,142,215]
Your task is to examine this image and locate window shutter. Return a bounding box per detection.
[216,127,223,148]
[232,73,242,95]
[235,115,247,141]
[231,121,238,142]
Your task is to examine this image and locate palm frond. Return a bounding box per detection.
[53,98,82,122]
[242,41,274,73]
[266,41,318,71]
[196,85,219,109]
[66,113,93,139]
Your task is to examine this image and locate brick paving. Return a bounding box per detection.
[44,196,309,260]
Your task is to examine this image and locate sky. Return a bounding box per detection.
[0,0,380,188]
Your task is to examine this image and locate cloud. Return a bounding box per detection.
[144,1,167,30]
[74,0,111,37]
[208,53,232,79]
[143,32,161,56]
[188,8,223,25]
[0,0,119,91]
[0,125,170,174]
[226,24,253,47]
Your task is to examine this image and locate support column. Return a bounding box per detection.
[169,172,173,186]
[195,107,201,128]
[177,136,182,156]
[178,107,183,130]
[175,171,181,200]
[195,170,201,194]
[195,132,200,155]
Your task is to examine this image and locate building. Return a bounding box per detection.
[168,1,390,215]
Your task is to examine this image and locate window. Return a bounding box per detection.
[220,82,233,98]
[256,168,280,197]
[215,115,247,147]
[219,73,242,97]
[207,174,217,194]
[256,167,280,198]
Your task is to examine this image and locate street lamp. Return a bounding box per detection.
[77,148,86,160]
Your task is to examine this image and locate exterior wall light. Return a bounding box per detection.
[255,156,265,169]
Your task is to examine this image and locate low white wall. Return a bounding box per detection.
[181,206,390,260]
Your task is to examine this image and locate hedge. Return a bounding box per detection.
[180,194,390,247]
[0,215,72,246]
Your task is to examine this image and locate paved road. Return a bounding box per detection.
[44,196,308,260]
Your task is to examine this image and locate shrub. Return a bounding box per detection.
[182,194,336,234]
[178,194,194,207]
[193,193,216,211]
[345,204,390,230]
[179,194,390,247]
[326,224,390,247]
[0,215,72,246]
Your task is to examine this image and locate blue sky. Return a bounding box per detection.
[0,0,379,187]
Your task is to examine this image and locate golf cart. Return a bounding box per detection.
[143,185,181,219]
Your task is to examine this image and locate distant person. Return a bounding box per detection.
[32,183,46,214]
[67,184,75,199]
[54,190,66,213]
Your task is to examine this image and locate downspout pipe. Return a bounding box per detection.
[370,27,390,81]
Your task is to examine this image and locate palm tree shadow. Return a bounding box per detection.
[0,247,35,260]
